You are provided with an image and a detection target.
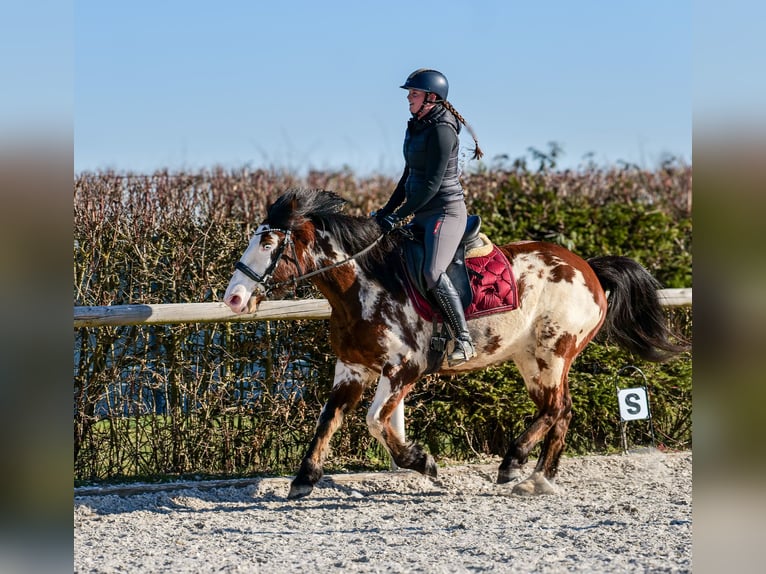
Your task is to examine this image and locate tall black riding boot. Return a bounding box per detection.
[430,273,477,366]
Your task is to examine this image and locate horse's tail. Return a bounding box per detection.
[587,255,689,362]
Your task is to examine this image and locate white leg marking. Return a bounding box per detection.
[366,377,394,447]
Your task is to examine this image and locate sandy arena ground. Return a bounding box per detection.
[74,450,691,573]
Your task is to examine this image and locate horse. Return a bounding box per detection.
[223,189,687,499]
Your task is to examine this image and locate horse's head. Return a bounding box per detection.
[223,189,347,313]
[222,223,292,313]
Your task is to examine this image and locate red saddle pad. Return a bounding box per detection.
[404,245,518,322]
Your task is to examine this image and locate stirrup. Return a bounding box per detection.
[448,337,476,366]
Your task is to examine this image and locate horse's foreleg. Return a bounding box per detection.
[366,364,437,477]
[288,362,371,499]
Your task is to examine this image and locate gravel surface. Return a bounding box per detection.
[74,450,691,573]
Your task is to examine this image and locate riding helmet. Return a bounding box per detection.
[400,69,449,101]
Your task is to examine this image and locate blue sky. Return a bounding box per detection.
[72,1,695,176]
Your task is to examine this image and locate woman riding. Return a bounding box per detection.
[374,68,483,367]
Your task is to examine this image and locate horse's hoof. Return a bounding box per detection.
[511,472,556,496]
[424,454,438,477]
[287,481,314,500]
[496,467,523,484]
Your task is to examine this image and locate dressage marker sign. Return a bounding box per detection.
[614,366,656,453]
[617,387,650,421]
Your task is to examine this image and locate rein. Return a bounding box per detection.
[235,226,388,293]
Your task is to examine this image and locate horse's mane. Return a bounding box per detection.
[266,189,399,279]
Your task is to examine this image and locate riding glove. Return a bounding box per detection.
[378,213,401,234]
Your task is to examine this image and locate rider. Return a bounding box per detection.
[375,68,483,366]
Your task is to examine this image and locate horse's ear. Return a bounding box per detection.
[282,195,299,229]
[265,190,301,229]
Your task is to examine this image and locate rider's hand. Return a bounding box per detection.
[378,213,401,234]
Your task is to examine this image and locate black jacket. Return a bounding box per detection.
[381,104,464,219]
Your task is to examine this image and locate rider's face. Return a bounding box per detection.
[407,89,428,114]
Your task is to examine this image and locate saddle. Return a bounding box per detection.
[400,214,484,310]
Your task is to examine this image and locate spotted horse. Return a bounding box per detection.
[223,189,687,499]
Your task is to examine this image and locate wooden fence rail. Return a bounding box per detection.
[73,289,691,328]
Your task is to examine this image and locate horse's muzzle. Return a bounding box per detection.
[224,284,264,314]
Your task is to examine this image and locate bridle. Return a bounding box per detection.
[234,227,296,288]
[234,224,387,294]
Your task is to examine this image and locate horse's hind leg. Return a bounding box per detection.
[512,378,573,496]
[496,356,551,483]
[288,361,373,499]
[497,351,573,495]
[537,400,573,478]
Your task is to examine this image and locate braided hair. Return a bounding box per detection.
[441,100,484,161]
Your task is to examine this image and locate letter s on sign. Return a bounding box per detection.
[624,393,642,415]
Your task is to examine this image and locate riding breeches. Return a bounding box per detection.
[412,200,467,290]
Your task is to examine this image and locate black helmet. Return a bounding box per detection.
[400,69,449,101]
